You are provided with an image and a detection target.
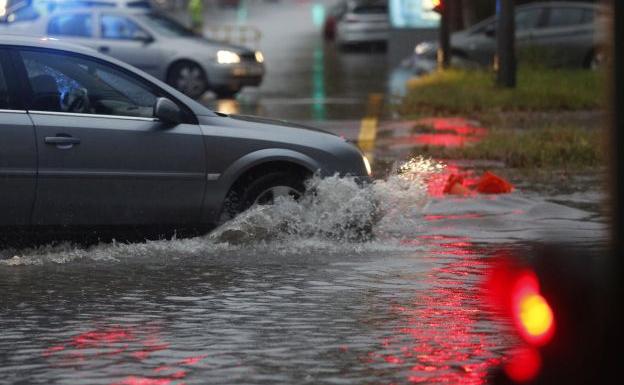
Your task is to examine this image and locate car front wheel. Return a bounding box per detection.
[222,171,306,222]
[241,171,305,210]
[167,61,208,99]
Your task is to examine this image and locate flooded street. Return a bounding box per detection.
[0,1,609,385]
[0,163,606,384]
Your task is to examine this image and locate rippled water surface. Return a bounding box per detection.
[1,162,607,385]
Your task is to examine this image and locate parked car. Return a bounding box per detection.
[407,2,607,71]
[0,6,264,98]
[0,36,370,243]
[323,0,347,41]
[335,0,390,48]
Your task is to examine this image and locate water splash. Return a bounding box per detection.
[1,157,444,266]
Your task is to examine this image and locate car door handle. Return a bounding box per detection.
[45,135,81,149]
[98,46,110,53]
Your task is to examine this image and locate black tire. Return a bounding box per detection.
[222,171,305,220]
[167,61,208,99]
[214,87,241,99]
[585,48,606,70]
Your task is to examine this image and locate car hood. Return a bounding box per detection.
[227,115,337,136]
[165,36,255,55]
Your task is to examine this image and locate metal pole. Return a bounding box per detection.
[606,0,623,381]
[438,0,451,69]
[496,0,516,87]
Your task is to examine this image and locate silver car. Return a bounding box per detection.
[0,6,265,98]
[409,2,607,71]
[0,36,369,243]
[335,0,390,47]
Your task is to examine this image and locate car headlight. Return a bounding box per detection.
[217,50,241,64]
[415,42,433,55]
[255,51,264,63]
[362,155,372,176]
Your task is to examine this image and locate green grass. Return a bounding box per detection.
[399,68,604,116]
[415,126,603,168]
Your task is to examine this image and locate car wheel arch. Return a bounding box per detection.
[213,150,320,221]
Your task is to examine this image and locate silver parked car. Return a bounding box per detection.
[408,2,607,72]
[0,36,369,243]
[335,0,389,48]
[0,6,265,98]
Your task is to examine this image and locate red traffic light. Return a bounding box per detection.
[431,0,444,14]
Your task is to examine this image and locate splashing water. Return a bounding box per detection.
[1,157,445,266]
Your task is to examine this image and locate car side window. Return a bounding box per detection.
[48,13,93,37]
[101,14,147,40]
[0,59,11,110]
[547,7,586,28]
[21,49,158,118]
[515,9,543,31]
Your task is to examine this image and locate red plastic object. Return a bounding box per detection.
[443,174,472,196]
[475,171,514,194]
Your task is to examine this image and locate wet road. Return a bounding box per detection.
[0,165,607,385]
[0,1,609,384]
[198,0,393,122]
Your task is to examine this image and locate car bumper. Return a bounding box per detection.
[207,62,265,90]
[336,25,389,44]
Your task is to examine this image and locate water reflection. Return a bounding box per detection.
[365,239,513,384]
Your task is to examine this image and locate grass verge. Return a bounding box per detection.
[399,68,604,116]
[414,126,603,169]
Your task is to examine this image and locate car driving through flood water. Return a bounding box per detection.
[0,35,370,244]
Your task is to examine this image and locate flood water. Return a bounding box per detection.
[0,161,607,385]
[0,1,608,384]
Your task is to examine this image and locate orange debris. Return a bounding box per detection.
[443,171,513,196]
[475,171,514,194]
[443,174,472,196]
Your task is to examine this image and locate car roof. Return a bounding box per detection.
[0,35,101,55]
[40,0,152,7]
[45,6,151,16]
[0,35,216,117]
[518,1,605,10]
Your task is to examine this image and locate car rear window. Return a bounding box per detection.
[353,1,388,15]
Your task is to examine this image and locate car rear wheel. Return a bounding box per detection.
[167,61,207,99]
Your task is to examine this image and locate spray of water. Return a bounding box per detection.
[0,157,446,266]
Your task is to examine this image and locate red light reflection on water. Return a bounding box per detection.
[366,238,513,384]
[42,324,207,385]
[390,118,488,151]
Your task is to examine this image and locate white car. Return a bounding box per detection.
[0,6,265,99]
[335,0,390,48]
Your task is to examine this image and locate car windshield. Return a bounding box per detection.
[136,13,196,37]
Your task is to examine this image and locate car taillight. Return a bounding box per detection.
[511,272,555,346]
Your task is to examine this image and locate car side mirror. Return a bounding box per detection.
[154,97,182,125]
[133,30,153,44]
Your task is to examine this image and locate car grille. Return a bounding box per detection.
[240,52,257,62]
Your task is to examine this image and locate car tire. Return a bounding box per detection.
[222,171,305,220]
[167,61,208,99]
[587,49,606,70]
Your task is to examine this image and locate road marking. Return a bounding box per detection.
[358,93,384,158]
